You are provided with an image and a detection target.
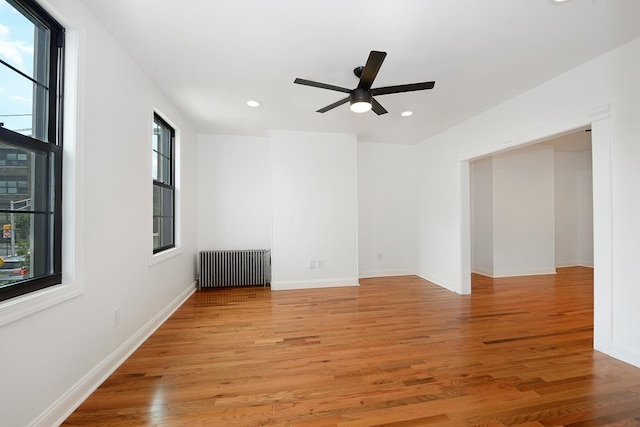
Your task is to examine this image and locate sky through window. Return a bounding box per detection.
[0,0,36,135]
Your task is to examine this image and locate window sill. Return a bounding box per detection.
[0,281,82,327]
[149,246,183,266]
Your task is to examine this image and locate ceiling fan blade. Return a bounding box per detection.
[294,78,351,94]
[371,81,435,96]
[316,96,350,113]
[371,98,388,115]
[357,51,387,90]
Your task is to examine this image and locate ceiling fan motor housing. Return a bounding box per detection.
[351,87,372,104]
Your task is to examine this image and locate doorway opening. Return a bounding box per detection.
[469,129,593,278]
[461,109,613,353]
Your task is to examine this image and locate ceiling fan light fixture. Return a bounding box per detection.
[350,88,372,113]
[350,101,372,113]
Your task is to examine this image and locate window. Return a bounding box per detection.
[152,114,175,253]
[0,0,64,302]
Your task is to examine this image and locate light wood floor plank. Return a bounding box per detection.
[63,268,640,426]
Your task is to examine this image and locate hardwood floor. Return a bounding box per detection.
[63,268,640,426]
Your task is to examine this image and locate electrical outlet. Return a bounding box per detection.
[309,260,315,269]
[378,253,383,260]
[113,307,121,326]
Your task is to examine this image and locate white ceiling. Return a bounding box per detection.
[80,0,640,145]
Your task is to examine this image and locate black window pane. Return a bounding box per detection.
[161,216,173,248]
[151,150,158,181]
[0,210,52,286]
[152,185,173,217]
[0,1,37,77]
[0,0,52,142]
[152,185,160,216]
[0,141,52,275]
[152,184,174,252]
[161,186,173,216]
[158,126,171,157]
[31,80,50,142]
[158,153,171,185]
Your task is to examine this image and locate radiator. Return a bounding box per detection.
[199,249,271,288]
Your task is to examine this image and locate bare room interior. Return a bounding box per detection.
[2,1,640,425]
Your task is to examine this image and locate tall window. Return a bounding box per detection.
[0,0,64,302]
[152,114,175,253]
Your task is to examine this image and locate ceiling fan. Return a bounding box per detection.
[294,50,435,115]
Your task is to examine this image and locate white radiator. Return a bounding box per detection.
[199,249,271,288]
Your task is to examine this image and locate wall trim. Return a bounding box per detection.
[555,263,595,269]
[417,271,459,294]
[491,268,557,278]
[591,117,614,355]
[610,342,640,369]
[458,104,611,162]
[32,283,196,427]
[471,267,494,277]
[271,278,359,291]
[359,269,416,279]
[0,283,82,328]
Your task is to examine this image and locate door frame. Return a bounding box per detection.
[459,104,612,352]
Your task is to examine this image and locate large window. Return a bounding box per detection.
[152,114,175,253]
[0,0,64,301]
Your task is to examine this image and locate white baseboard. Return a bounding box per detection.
[472,267,494,277]
[491,268,557,278]
[556,263,594,269]
[359,269,416,279]
[32,282,196,427]
[417,271,459,294]
[271,277,359,291]
[610,341,640,369]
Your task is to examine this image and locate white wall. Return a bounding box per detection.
[417,145,466,292]
[417,35,640,367]
[471,140,594,277]
[195,137,418,283]
[197,135,271,251]
[492,144,556,276]
[576,150,594,267]
[554,149,593,267]
[357,143,418,278]
[0,1,198,425]
[471,157,493,276]
[269,130,359,290]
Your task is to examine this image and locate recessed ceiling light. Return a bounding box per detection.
[246,100,261,107]
[401,111,413,117]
